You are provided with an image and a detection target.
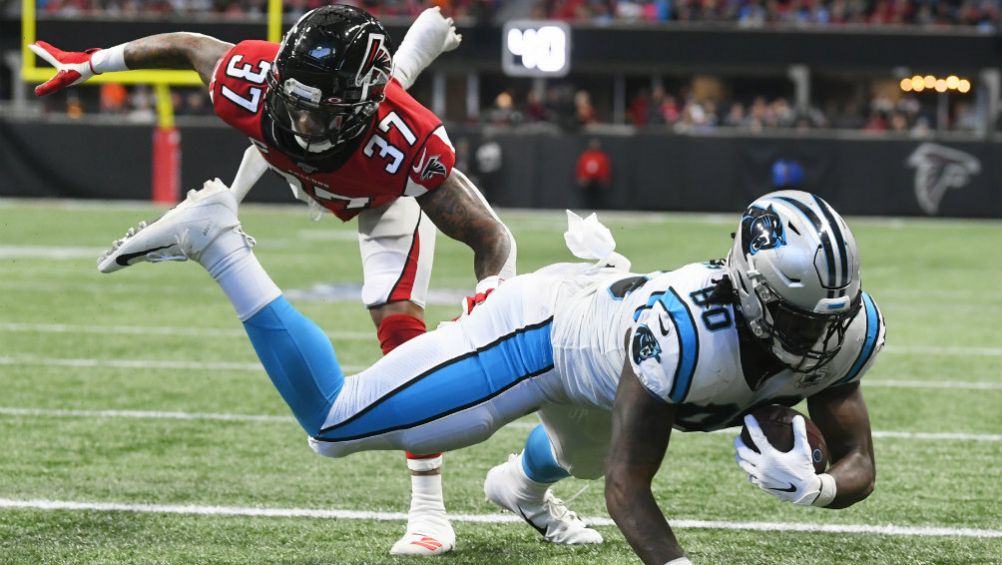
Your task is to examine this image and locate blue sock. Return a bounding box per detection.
[521,424,571,483]
[242,296,343,437]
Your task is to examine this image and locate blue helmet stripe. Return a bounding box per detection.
[838,292,880,385]
[774,196,837,296]
[813,194,849,292]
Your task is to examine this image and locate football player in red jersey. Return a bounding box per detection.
[31,5,517,556]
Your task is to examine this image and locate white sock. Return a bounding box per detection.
[512,452,552,501]
[199,229,280,321]
[409,473,446,516]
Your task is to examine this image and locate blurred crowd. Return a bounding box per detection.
[536,0,1001,28]
[45,84,214,121]
[34,0,497,19]
[482,83,984,134]
[33,70,986,136]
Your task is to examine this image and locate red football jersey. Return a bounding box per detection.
[209,40,455,221]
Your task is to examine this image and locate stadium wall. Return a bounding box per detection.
[1,120,998,218]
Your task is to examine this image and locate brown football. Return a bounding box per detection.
[739,404,829,474]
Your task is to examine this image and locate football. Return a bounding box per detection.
[740,405,829,474]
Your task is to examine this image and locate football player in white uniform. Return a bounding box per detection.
[96,186,883,564]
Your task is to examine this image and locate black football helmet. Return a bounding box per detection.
[265,5,393,159]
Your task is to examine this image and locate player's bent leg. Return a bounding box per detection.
[371,307,452,555]
[361,199,449,556]
[484,424,603,545]
[97,180,346,436]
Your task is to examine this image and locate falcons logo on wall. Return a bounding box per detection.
[906,143,981,215]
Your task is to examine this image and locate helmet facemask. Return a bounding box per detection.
[748,274,860,372]
[266,71,385,155]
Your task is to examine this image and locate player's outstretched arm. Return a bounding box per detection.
[30,33,232,96]
[393,7,462,91]
[416,167,516,283]
[606,359,691,565]
[807,382,876,509]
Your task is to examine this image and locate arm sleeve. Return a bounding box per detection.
[627,287,701,404]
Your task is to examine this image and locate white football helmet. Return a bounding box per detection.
[726,190,862,372]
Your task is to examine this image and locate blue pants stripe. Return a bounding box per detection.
[319,319,554,442]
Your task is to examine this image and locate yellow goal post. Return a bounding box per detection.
[21,0,285,124]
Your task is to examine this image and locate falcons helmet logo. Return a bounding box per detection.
[356,33,392,90]
[906,143,981,215]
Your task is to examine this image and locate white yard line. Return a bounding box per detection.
[0,498,998,539]
[0,356,365,374]
[3,322,1002,357]
[0,355,996,390]
[882,345,1002,357]
[0,322,372,341]
[0,246,106,260]
[0,407,999,442]
[863,380,1002,390]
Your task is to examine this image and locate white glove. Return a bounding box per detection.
[393,7,462,90]
[734,414,835,507]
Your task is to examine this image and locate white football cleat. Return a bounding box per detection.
[389,531,455,556]
[389,517,455,556]
[484,454,603,545]
[97,179,247,273]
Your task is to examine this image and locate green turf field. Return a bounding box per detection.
[0,200,999,565]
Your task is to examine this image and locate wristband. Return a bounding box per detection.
[664,558,693,565]
[90,44,128,74]
[812,473,837,507]
[475,275,501,294]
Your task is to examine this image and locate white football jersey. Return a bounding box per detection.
[549,260,886,431]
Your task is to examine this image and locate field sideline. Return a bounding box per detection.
[0,200,999,565]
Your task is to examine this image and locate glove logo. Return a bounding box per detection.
[768,483,798,493]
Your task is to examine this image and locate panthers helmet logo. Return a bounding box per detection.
[741,204,786,256]
[632,325,662,365]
